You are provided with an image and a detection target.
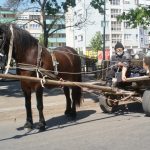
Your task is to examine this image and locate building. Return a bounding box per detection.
[16,11,66,49]
[46,14,66,49]
[65,0,150,56]
[0,7,16,23]
[16,11,42,39]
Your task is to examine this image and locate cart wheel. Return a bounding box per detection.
[142,90,150,116]
[99,95,118,113]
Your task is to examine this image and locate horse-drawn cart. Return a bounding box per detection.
[1,23,150,132]
[0,73,150,116]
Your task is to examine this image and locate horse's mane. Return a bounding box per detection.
[0,23,38,53]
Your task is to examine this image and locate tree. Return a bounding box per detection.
[4,0,77,47]
[117,5,150,29]
[90,32,103,52]
[90,0,104,14]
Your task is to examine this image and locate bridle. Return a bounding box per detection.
[0,25,14,74]
[0,32,6,54]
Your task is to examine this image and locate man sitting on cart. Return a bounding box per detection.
[106,41,131,87]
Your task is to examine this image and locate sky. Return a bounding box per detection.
[0,0,5,7]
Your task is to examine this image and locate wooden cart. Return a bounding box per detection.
[98,76,150,115]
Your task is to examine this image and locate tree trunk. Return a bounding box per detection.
[41,7,48,48]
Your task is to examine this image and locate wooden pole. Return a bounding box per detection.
[125,76,150,82]
[0,73,115,93]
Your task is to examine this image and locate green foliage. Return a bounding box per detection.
[90,32,103,52]
[62,0,76,12]
[45,1,61,15]
[90,0,105,13]
[117,5,150,28]
[31,0,76,14]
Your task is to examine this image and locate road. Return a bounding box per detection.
[0,79,150,150]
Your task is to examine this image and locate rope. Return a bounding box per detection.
[40,75,47,88]
[5,25,14,74]
[10,62,117,75]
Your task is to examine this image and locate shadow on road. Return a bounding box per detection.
[0,105,146,142]
[0,80,23,97]
[0,80,65,97]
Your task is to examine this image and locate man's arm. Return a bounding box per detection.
[122,66,127,81]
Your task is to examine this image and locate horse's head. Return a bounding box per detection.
[0,24,12,55]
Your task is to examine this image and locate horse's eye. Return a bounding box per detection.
[0,35,3,39]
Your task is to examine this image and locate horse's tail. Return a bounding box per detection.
[72,74,82,107]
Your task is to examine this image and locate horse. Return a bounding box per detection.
[0,24,82,131]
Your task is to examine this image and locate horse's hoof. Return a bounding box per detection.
[36,122,46,132]
[64,109,72,115]
[24,121,33,132]
[65,110,76,120]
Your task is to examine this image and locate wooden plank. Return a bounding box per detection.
[125,76,150,82]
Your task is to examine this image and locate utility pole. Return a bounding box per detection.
[103,0,106,60]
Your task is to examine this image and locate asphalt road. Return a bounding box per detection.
[0,80,150,150]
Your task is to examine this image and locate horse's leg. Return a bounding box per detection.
[63,86,72,116]
[35,87,46,131]
[22,88,33,130]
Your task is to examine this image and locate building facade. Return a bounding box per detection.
[65,0,150,56]
[16,11,42,39]
[0,8,16,23]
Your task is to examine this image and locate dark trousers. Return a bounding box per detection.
[106,68,131,87]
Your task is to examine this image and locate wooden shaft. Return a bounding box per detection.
[125,76,150,82]
[0,73,115,93]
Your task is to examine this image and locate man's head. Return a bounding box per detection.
[115,42,124,56]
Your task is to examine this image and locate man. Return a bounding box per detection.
[143,51,150,75]
[106,42,131,86]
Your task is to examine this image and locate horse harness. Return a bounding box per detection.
[36,44,59,79]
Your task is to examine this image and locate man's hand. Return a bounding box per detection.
[122,75,127,81]
[117,62,124,67]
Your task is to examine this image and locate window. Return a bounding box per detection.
[136,34,138,40]
[111,21,121,31]
[110,0,120,5]
[112,34,122,44]
[135,0,139,5]
[105,34,110,41]
[124,34,131,40]
[111,9,121,18]
[123,0,130,4]
[124,22,131,29]
[29,15,40,20]
[78,35,83,41]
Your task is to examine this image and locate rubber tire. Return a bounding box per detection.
[99,95,114,113]
[142,90,150,116]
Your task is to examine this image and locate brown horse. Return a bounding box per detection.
[0,24,82,131]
